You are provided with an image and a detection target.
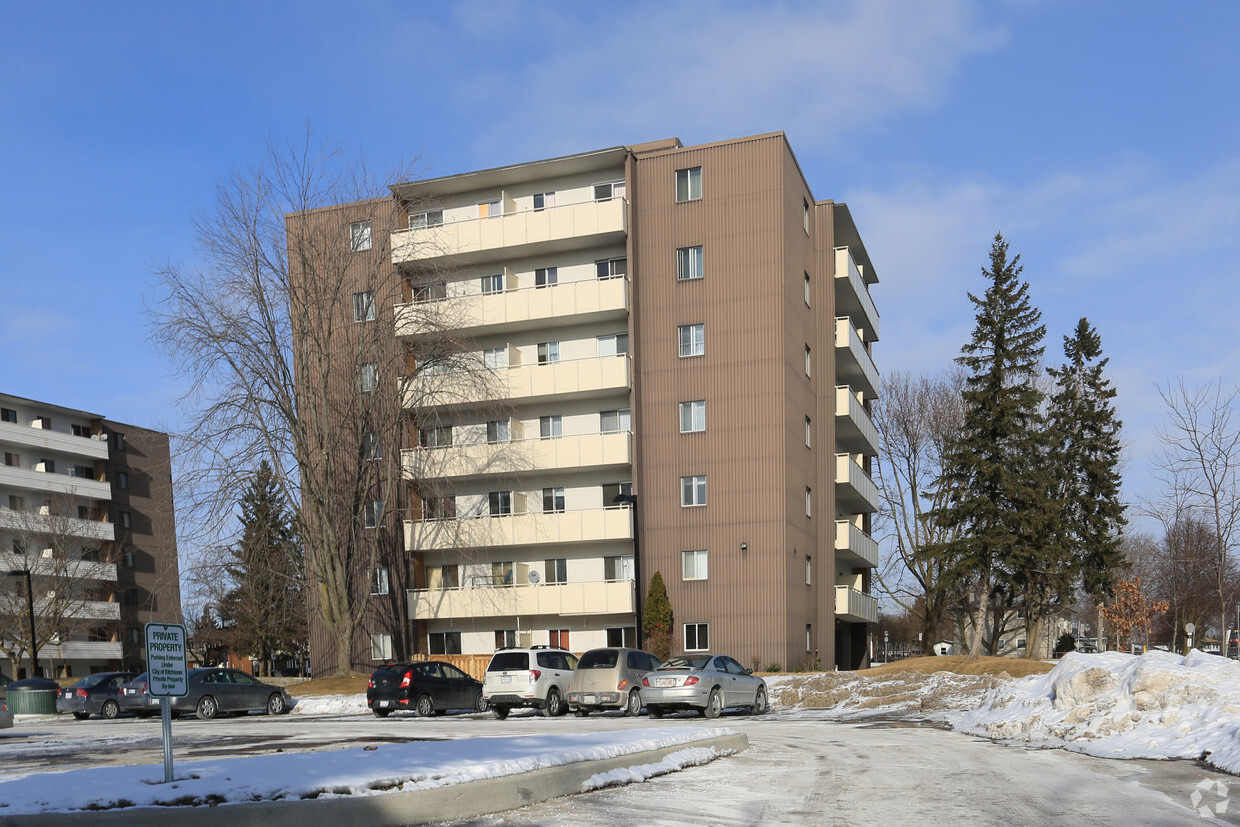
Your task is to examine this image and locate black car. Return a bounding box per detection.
[368,661,486,717]
[56,672,137,720]
[168,668,294,719]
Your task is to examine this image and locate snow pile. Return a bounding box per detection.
[954,650,1240,772]
[581,745,730,791]
[289,693,368,716]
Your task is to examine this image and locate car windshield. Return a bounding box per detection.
[659,656,711,670]
[578,650,620,669]
[128,673,147,684]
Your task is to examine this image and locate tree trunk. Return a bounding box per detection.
[968,587,989,659]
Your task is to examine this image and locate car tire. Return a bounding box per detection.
[196,695,219,720]
[266,693,286,716]
[101,700,121,720]
[752,686,767,715]
[704,688,722,719]
[544,688,564,717]
[493,705,510,719]
[473,692,487,714]
[648,704,665,719]
[624,689,643,717]
[373,708,391,718]
[73,712,90,720]
[415,695,435,717]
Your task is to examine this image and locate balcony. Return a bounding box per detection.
[835,386,879,457]
[834,247,880,341]
[61,600,121,621]
[835,585,879,624]
[835,520,879,569]
[406,506,633,552]
[0,421,110,460]
[403,354,631,410]
[834,317,879,400]
[0,508,115,542]
[0,465,111,501]
[395,277,629,339]
[391,198,628,266]
[836,453,880,515]
[403,431,632,482]
[39,640,123,659]
[0,552,117,582]
[409,579,634,621]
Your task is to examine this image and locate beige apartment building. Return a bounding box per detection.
[302,132,879,673]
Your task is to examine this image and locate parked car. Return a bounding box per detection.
[167,668,293,719]
[56,672,136,720]
[368,660,486,717]
[482,646,578,718]
[641,654,767,719]
[119,673,160,717]
[568,647,662,716]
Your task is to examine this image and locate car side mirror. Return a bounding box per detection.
[745,668,753,675]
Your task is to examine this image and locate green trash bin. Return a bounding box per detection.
[5,678,59,714]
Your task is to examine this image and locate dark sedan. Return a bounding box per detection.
[368,661,486,717]
[57,672,136,720]
[167,668,294,720]
[118,672,161,717]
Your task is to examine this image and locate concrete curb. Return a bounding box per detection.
[0,731,748,826]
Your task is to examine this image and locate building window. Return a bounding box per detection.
[483,347,506,370]
[350,220,373,252]
[39,458,55,474]
[369,633,392,660]
[419,426,452,447]
[594,181,626,200]
[127,626,141,644]
[549,629,570,649]
[364,500,384,529]
[679,400,706,433]
[413,280,447,302]
[533,191,555,210]
[804,272,811,306]
[542,487,565,514]
[479,199,502,219]
[604,555,634,581]
[71,423,89,437]
[119,511,132,529]
[676,246,704,281]
[371,567,390,595]
[596,257,626,279]
[807,623,813,652]
[539,415,562,439]
[675,167,702,202]
[8,495,24,510]
[409,209,443,228]
[495,629,517,648]
[803,198,810,234]
[607,627,637,648]
[429,631,462,655]
[805,416,811,448]
[597,333,628,356]
[353,291,376,322]
[481,273,504,294]
[600,408,630,433]
[492,561,515,585]
[545,557,567,584]
[424,496,456,519]
[0,408,16,423]
[681,475,707,507]
[116,472,128,490]
[488,491,513,517]
[124,588,138,606]
[678,323,704,358]
[360,362,379,393]
[537,341,560,365]
[123,550,135,567]
[805,487,812,518]
[487,419,510,444]
[114,432,126,451]
[78,505,90,519]
[805,556,812,585]
[804,345,812,377]
[428,564,460,589]
[3,452,18,467]
[682,549,708,581]
[535,266,558,288]
[602,481,632,504]
[362,431,382,460]
[685,623,709,651]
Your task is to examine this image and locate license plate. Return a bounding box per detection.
[656,678,676,687]
[582,694,596,704]
[378,700,389,708]
[500,676,512,684]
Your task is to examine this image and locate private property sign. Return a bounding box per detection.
[144,622,188,697]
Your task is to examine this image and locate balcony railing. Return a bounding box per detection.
[391,197,628,266]
[834,247,880,341]
[406,505,634,551]
[834,386,878,457]
[409,579,634,621]
[403,431,632,482]
[0,552,117,582]
[0,508,115,542]
[835,453,880,515]
[403,354,631,410]
[0,421,110,460]
[395,276,629,339]
[835,520,879,569]
[38,640,123,659]
[0,465,111,500]
[834,317,879,400]
[835,585,879,624]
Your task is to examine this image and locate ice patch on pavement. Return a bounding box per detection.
[581,745,731,791]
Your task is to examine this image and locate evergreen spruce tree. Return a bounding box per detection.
[642,571,673,661]
[1046,318,1126,600]
[933,233,1049,657]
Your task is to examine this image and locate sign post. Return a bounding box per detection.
[145,622,188,783]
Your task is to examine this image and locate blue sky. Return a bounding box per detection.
[3,1,1237,538]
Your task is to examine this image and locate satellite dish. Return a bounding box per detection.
[528,570,541,585]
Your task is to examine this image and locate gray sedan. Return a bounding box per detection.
[640,654,767,718]
[168,668,293,720]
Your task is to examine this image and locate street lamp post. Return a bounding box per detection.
[6,569,38,678]
[612,493,642,649]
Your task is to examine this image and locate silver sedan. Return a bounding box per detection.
[640,654,767,718]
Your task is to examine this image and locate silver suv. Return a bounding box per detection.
[482,646,578,718]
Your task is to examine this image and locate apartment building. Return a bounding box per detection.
[0,394,181,678]
[300,131,880,673]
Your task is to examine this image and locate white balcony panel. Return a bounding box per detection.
[67,601,121,621]
[834,247,880,341]
[0,509,115,542]
[404,355,631,410]
[395,277,628,339]
[0,552,117,581]
[835,453,880,515]
[835,520,879,569]
[391,198,628,266]
[0,421,110,460]
[834,317,879,400]
[403,432,632,482]
[39,640,123,659]
[834,386,879,457]
[835,585,879,624]
[410,579,634,621]
[406,506,633,552]
[0,466,111,501]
